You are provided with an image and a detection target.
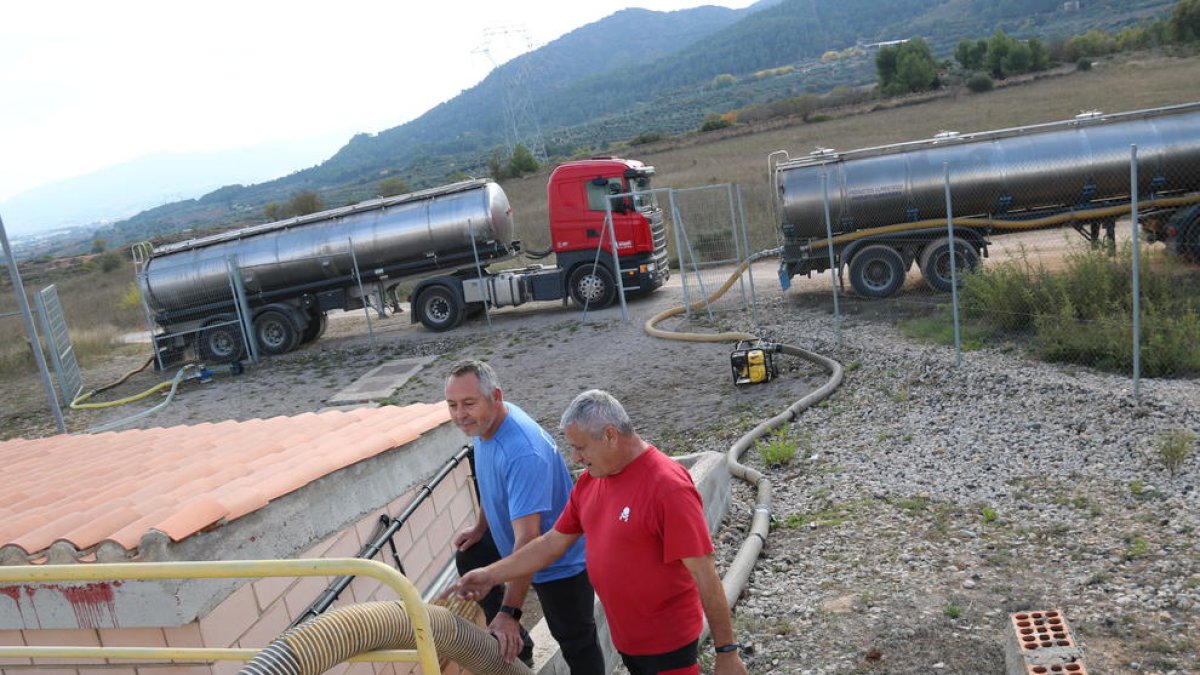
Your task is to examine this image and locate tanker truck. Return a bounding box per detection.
[773,102,1200,298]
[133,157,668,362]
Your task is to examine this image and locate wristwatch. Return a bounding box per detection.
[714,643,741,654]
[498,604,523,621]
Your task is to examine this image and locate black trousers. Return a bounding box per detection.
[619,639,699,675]
[456,533,605,675]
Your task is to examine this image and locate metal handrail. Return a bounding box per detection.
[0,558,440,673]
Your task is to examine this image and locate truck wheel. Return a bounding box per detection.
[415,285,463,332]
[569,264,617,309]
[254,309,301,355]
[919,238,980,292]
[198,320,245,362]
[299,311,327,344]
[848,245,907,298]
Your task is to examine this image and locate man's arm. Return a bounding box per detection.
[444,528,578,602]
[488,513,541,663]
[681,554,748,675]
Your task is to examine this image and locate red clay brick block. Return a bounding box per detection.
[1005,610,1087,675]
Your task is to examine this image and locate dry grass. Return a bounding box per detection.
[0,263,145,377]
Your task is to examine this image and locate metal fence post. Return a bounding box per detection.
[468,219,493,330]
[736,185,759,328]
[1130,145,1142,399]
[945,163,963,366]
[820,171,841,344]
[669,190,693,318]
[348,237,375,345]
[226,255,259,364]
[0,214,67,434]
[602,204,630,322]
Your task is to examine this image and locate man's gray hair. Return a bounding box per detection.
[560,389,634,438]
[447,359,499,397]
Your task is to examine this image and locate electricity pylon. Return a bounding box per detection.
[472,25,547,163]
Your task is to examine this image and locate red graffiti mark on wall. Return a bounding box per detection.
[9,582,124,629]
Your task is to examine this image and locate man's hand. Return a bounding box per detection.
[439,568,496,603]
[715,649,748,675]
[452,525,485,551]
[487,611,523,663]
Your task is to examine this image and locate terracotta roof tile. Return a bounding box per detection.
[0,403,451,564]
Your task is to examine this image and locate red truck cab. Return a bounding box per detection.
[544,157,670,307]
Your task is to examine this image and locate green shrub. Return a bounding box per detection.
[757,428,799,467]
[966,72,994,92]
[1158,429,1196,475]
[699,113,734,133]
[630,131,665,146]
[1077,58,1093,71]
[963,245,1200,376]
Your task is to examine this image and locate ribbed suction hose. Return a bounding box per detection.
[642,251,844,625]
[239,599,531,675]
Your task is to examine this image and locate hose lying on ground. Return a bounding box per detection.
[644,251,845,629]
[240,598,531,675]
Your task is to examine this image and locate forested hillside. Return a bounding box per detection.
[90,0,1176,253]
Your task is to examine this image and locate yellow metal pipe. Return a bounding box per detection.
[0,558,440,674]
[3,647,418,663]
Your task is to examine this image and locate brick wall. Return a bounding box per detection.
[0,460,478,675]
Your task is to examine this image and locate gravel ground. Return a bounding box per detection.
[705,296,1199,675]
[5,270,1197,675]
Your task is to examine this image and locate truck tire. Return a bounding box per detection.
[569,264,617,309]
[254,309,301,356]
[415,285,464,332]
[299,311,327,344]
[198,319,246,362]
[848,245,907,298]
[919,238,980,292]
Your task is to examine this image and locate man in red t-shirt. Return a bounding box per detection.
[445,389,748,675]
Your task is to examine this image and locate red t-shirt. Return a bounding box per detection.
[554,445,714,655]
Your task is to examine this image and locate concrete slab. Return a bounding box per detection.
[325,355,439,404]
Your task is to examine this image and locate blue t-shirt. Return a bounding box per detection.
[473,402,586,583]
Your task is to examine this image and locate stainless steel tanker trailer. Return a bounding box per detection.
[773,102,1200,297]
[133,180,517,363]
[133,156,668,362]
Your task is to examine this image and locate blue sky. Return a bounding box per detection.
[0,0,755,203]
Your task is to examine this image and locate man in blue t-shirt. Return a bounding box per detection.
[445,360,603,674]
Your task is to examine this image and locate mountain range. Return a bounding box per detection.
[7,0,1177,256]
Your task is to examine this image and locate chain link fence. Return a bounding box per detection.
[786,143,1200,392]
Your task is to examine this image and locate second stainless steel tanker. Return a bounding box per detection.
[774,102,1200,297]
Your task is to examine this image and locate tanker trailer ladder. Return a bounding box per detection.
[643,248,846,633]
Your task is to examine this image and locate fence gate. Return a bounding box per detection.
[34,284,83,406]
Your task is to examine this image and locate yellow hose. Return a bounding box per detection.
[71,378,175,409]
[644,259,758,342]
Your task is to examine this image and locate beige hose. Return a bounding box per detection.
[642,258,845,623]
[239,599,530,675]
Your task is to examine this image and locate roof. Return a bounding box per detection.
[0,404,450,566]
